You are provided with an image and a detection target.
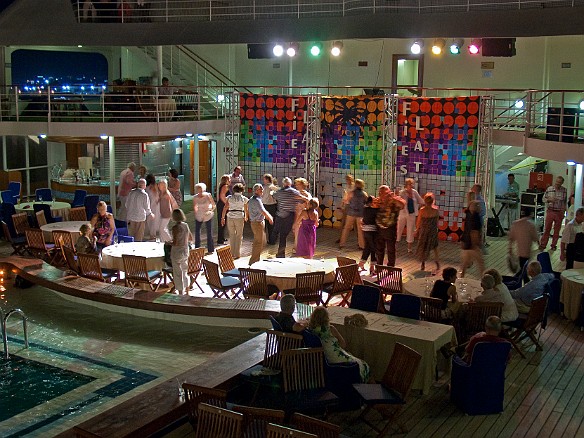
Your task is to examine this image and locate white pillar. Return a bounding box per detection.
[157,46,164,86]
[566,164,574,210]
[109,136,116,216]
[575,164,583,210]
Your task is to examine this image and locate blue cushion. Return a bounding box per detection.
[221,276,241,288]
[223,268,241,277]
[353,383,405,404]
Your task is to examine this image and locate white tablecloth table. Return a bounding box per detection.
[403,277,483,303]
[560,268,584,321]
[250,258,337,291]
[100,242,165,271]
[326,306,456,394]
[40,221,88,243]
[15,201,71,221]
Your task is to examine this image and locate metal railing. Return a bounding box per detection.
[1,85,582,143]
[72,1,584,23]
[2,307,29,359]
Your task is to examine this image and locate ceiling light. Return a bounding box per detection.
[99,134,108,140]
[579,100,584,111]
[273,43,284,57]
[468,39,481,55]
[287,43,299,57]
[410,40,423,55]
[567,161,576,166]
[449,38,464,55]
[38,134,47,139]
[514,100,524,109]
[175,137,182,142]
[310,43,322,57]
[185,132,193,137]
[431,39,445,55]
[331,41,343,57]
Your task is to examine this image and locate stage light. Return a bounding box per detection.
[310,43,322,57]
[450,38,464,55]
[514,100,524,109]
[331,41,343,57]
[468,39,481,55]
[273,43,284,57]
[431,39,445,55]
[579,100,584,110]
[410,40,423,55]
[287,43,299,57]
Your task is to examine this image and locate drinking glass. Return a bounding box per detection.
[39,195,43,202]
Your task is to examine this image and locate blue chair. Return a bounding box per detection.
[350,285,383,313]
[270,315,283,331]
[35,188,53,201]
[388,294,421,320]
[0,202,17,236]
[33,203,62,223]
[117,235,134,243]
[537,252,561,280]
[502,260,529,291]
[71,189,87,207]
[114,218,129,237]
[302,329,361,401]
[1,190,17,204]
[451,341,512,415]
[8,181,21,203]
[84,195,100,219]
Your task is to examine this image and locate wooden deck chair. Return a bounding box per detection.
[294,271,325,305]
[69,206,88,221]
[51,230,75,267]
[182,384,227,429]
[337,256,363,285]
[35,210,47,227]
[239,267,269,299]
[25,228,56,262]
[195,402,243,438]
[216,245,240,277]
[2,220,27,256]
[457,301,503,345]
[202,259,241,299]
[505,294,549,353]
[291,412,341,438]
[353,343,422,436]
[365,265,403,301]
[187,247,206,292]
[62,243,79,275]
[323,264,358,307]
[420,296,444,323]
[12,212,29,236]
[122,254,163,291]
[77,253,118,283]
[266,423,317,438]
[232,406,286,438]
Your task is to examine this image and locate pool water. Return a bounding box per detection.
[0,284,255,437]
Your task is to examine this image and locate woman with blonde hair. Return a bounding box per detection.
[293,177,312,253]
[415,192,440,272]
[145,174,160,240]
[90,201,115,250]
[170,209,193,294]
[75,223,98,254]
[216,174,231,245]
[262,173,278,244]
[308,307,370,383]
[339,178,367,250]
[295,198,319,259]
[158,179,178,242]
[193,182,216,255]
[398,178,424,253]
[221,183,248,259]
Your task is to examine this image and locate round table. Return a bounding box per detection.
[560,268,584,321]
[15,201,71,221]
[101,241,165,271]
[403,277,483,303]
[250,258,337,291]
[40,221,88,243]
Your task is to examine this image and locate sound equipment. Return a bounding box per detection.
[482,38,516,57]
[487,217,504,237]
[247,44,275,59]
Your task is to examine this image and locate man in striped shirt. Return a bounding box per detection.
[272,177,309,258]
[540,176,567,251]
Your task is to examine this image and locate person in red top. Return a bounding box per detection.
[117,162,136,221]
[463,316,511,364]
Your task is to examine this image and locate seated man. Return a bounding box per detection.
[273,294,305,333]
[509,261,554,314]
[462,316,510,364]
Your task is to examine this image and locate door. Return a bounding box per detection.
[391,54,424,96]
[198,140,211,191]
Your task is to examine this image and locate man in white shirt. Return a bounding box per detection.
[117,162,136,221]
[125,179,154,242]
[561,207,584,269]
[540,176,567,251]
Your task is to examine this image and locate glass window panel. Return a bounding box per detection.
[29,138,48,167]
[6,136,26,169]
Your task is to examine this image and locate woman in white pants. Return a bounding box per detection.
[170,209,192,294]
[397,178,424,253]
[158,179,178,242]
[221,183,248,259]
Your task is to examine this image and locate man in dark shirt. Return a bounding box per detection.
[375,185,405,267]
[461,200,484,277]
[272,177,308,258]
[273,294,305,333]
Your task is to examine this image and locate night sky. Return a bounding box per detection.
[11,49,108,86]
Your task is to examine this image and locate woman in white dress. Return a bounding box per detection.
[193,182,216,254]
[158,179,178,242]
[221,183,248,259]
[145,174,160,240]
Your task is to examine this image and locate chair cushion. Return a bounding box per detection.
[102,269,118,278]
[285,388,339,410]
[147,270,162,279]
[352,383,405,404]
[223,268,240,277]
[13,236,26,244]
[221,276,241,288]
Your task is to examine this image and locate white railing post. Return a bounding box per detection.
[47,86,52,122]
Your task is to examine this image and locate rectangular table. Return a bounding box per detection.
[326,306,456,394]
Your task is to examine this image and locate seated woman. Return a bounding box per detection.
[478,269,519,322]
[90,201,115,251]
[430,266,458,318]
[75,224,98,255]
[308,306,370,383]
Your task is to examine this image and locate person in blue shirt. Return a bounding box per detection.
[510,261,554,314]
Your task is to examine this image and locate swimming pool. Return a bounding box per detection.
[0,283,255,437]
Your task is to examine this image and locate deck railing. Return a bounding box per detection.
[0,85,582,142]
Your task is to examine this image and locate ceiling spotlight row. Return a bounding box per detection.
[410,38,481,55]
[273,41,343,57]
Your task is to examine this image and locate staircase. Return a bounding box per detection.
[136,45,251,119]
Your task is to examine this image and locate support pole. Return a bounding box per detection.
[109,136,116,216]
[575,164,583,211]
[157,46,164,86]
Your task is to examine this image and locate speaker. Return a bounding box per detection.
[487,218,502,237]
[546,107,578,143]
[247,44,275,59]
[482,38,516,57]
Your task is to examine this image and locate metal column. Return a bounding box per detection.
[224,91,240,172]
[381,94,399,187]
[108,136,116,216]
[475,96,494,211]
[305,93,321,197]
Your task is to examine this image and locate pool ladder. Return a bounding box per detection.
[1,308,29,359]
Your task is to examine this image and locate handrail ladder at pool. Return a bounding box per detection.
[1,307,29,359]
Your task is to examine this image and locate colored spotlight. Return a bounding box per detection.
[310,43,322,57]
[331,41,343,57]
[450,38,464,55]
[287,43,299,57]
[273,43,284,57]
[431,39,445,55]
[410,40,423,55]
[468,39,481,55]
